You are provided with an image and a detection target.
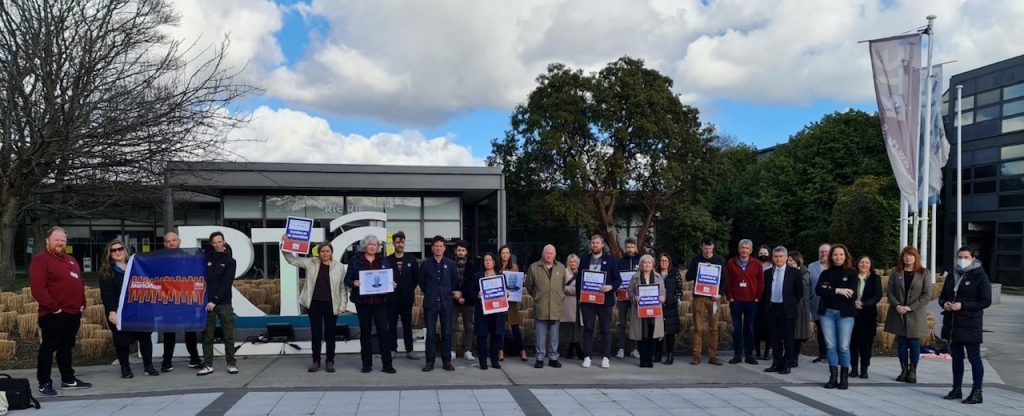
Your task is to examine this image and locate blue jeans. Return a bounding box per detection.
[535,320,560,361]
[424,307,453,364]
[896,336,921,367]
[950,341,983,389]
[730,301,758,357]
[819,309,853,368]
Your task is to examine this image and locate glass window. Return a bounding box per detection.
[1004,100,1024,117]
[957,110,974,126]
[1002,160,1024,176]
[995,270,1022,285]
[973,180,996,194]
[997,255,1022,268]
[998,237,1023,252]
[266,195,307,219]
[1000,222,1024,235]
[387,197,422,220]
[223,195,263,219]
[1000,194,1024,208]
[1001,177,1024,192]
[423,197,460,220]
[976,89,1000,107]
[961,182,971,196]
[387,221,422,254]
[1005,83,1024,101]
[962,95,974,110]
[1003,144,1024,160]
[424,221,461,241]
[975,105,1000,122]
[1003,115,1024,133]
[304,196,347,219]
[974,165,997,178]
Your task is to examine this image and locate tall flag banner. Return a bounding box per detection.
[117,248,208,332]
[870,34,923,211]
[921,64,951,205]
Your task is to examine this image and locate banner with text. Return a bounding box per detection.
[117,248,208,332]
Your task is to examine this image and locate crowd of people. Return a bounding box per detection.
[28,227,992,404]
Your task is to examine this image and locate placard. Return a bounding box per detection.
[358,268,394,295]
[637,284,663,318]
[617,270,636,301]
[480,275,509,314]
[580,271,606,304]
[504,271,525,302]
[117,248,207,332]
[283,216,315,254]
[695,263,722,297]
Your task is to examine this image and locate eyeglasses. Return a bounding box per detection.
[111,247,126,253]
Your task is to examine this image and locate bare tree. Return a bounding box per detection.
[0,0,256,288]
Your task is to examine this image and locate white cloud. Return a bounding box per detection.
[177,0,1024,124]
[165,0,284,80]
[225,106,482,166]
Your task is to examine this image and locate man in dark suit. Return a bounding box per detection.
[763,246,803,374]
[417,235,460,372]
[387,231,420,360]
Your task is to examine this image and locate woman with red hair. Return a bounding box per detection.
[884,246,933,384]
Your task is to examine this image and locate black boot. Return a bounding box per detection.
[943,386,962,400]
[824,366,838,389]
[121,365,134,379]
[896,365,908,382]
[962,388,982,405]
[905,365,917,384]
[849,366,859,378]
[664,354,674,365]
[838,367,849,390]
[859,365,868,379]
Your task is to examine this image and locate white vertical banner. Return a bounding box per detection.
[870,34,923,212]
[922,64,951,205]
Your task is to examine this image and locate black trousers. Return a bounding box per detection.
[110,323,154,370]
[356,302,393,369]
[388,296,414,352]
[162,331,200,367]
[850,316,875,369]
[767,305,795,369]
[37,312,80,385]
[580,303,613,359]
[654,335,675,358]
[308,300,337,362]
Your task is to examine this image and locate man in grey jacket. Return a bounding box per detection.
[807,243,830,363]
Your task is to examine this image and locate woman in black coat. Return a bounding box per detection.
[654,253,681,364]
[469,253,506,370]
[939,246,992,405]
[849,256,882,379]
[99,240,159,378]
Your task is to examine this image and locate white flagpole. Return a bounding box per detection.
[900,198,909,249]
[955,85,963,254]
[919,15,936,269]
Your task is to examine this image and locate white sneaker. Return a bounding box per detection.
[615,349,624,359]
[227,365,239,374]
[631,350,640,359]
[450,351,456,361]
[464,351,475,361]
[582,357,592,368]
[601,357,610,368]
[197,366,214,376]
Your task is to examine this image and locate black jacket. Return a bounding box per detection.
[418,256,461,311]
[206,251,236,305]
[99,264,127,314]
[853,273,883,322]
[343,254,392,304]
[815,267,857,317]
[685,253,727,295]
[762,265,804,319]
[387,252,420,304]
[455,259,479,306]
[939,261,992,344]
[575,253,622,308]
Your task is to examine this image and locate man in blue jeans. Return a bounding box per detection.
[725,239,763,365]
[418,235,460,372]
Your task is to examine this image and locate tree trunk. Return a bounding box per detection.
[0,195,21,291]
[636,207,657,254]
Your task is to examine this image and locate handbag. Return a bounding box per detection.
[0,374,40,410]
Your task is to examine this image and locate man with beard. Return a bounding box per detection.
[452,240,478,361]
[387,231,419,359]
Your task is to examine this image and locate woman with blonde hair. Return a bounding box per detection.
[628,255,666,368]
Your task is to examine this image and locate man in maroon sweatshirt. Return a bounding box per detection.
[725,239,764,366]
[30,226,92,396]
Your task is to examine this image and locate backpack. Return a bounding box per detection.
[0,374,41,410]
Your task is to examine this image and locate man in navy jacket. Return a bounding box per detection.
[418,235,460,372]
[575,234,621,369]
[762,246,804,374]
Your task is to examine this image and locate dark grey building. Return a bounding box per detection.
[943,54,1024,286]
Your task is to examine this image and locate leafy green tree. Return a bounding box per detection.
[830,175,900,269]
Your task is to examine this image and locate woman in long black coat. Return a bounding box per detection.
[849,256,883,379]
[654,253,681,364]
[938,246,992,405]
[469,253,506,370]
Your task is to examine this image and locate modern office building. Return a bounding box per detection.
[943,54,1024,286]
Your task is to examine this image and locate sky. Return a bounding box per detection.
[164,0,1024,166]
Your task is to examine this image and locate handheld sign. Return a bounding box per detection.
[581,271,607,304]
[480,275,509,314]
[283,216,315,254]
[358,268,394,295]
[504,271,525,302]
[637,284,663,318]
[617,270,636,301]
[695,263,722,297]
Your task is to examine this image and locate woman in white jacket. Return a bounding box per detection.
[281,236,348,372]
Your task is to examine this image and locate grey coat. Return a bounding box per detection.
[793,266,812,341]
[628,272,666,341]
[884,268,933,339]
[807,261,825,319]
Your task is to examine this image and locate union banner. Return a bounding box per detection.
[117,248,208,332]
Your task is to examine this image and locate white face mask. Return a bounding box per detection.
[957,259,972,269]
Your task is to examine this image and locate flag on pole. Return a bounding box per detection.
[921,65,951,205]
[870,34,922,211]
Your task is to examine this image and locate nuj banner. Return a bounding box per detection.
[116,248,208,332]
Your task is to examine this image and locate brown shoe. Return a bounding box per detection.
[728,356,742,364]
[422,362,435,372]
[325,361,335,373]
[708,357,723,366]
[690,356,701,365]
[308,361,320,372]
[745,356,759,365]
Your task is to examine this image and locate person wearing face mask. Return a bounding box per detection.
[884,246,933,385]
[685,236,726,366]
[282,236,348,372]
[754,244,773,360]
[807,243,831,364]
[816,243,857,390]
[452,240,479,362]
[938,247,992,405]
[100,240,159,378]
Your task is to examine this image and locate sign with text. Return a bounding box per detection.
[637,284,663,318]
[283,216,314,254]
[480,275,509,315]
[617,271,635,302]
[117,248,207,332]
[695,263,722,297]
[581,271,607,304]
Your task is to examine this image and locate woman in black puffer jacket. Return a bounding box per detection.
[938,246,992,405]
